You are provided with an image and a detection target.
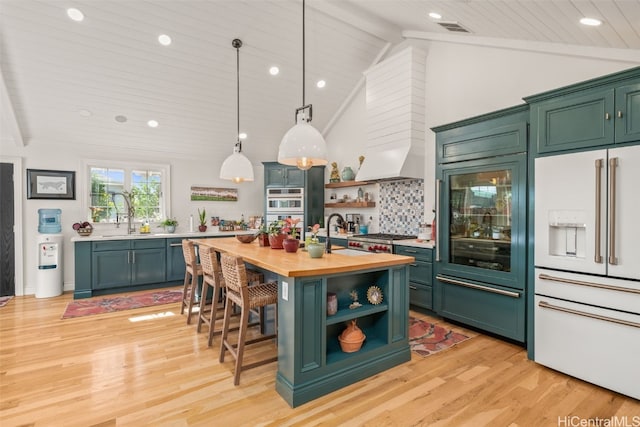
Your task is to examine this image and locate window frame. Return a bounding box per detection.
[81,159,171,224]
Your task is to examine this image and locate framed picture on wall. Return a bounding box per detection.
[26,169,76,200]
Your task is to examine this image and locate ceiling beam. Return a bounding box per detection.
[0,65,24,147]
[403,31,640,64]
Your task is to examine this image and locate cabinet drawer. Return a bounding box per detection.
[437,275,524,342]
[408,260,432,286]
[92,240,130,251]
[132,239,165,249]
[394,245,432,261]
[409,282,432,310]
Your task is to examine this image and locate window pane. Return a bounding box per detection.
[131,169,162,222]
[90,167,125,223]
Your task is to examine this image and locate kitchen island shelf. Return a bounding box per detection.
[325,303,388,325]
[326,333,386,365]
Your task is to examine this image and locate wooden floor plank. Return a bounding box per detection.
[1,291,637,426]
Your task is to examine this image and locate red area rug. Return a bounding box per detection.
[62,289,183,319]
[409,316,472,357]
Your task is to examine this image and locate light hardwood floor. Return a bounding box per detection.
[1,290,637,426]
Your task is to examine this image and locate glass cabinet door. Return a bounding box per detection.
[449,169,512,272]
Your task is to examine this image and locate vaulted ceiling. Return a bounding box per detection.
[1,0,639,161]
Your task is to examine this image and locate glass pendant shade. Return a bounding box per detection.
[220,144,254,183]
[278,112,328,170]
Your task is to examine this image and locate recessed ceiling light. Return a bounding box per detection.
[147,120,159,128]
[316,80,326,89]
[580,17,602,26]
[239,132,247,140]
[78,109,92,117]
[67,8,84,22]
[428,12,442,20]
[115,115,128,123]
[269,66,280,76]
[158,34,172,46]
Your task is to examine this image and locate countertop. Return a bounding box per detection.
[195,237,414,278]
[70,229,255,242]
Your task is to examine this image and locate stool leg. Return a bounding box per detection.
[219,295,233,363]
[186,274,197,325]
[207,283,220,347]
[181,270,190,315]
[196,281,210,333]
[233,305,250,386]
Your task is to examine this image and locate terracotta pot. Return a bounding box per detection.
[268,233,286,249]
[282,238,300,253]
[257,234,270,247]
[198,225,207,232]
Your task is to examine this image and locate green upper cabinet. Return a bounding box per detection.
[526,67,640,156]
[616,82,640,144]
[264,163,306,187]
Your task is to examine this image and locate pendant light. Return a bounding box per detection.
[220,38,254,183]
[277,0,328,171]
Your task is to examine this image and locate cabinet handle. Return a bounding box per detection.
[132,251,136,264]
[538,301,640,329]
[436,274,520,298]
[410,263,418,267]
[617,110,623,118]
[409,285,417,290]
[609,157,618,265]
[170,243,182,247]
[404,249,417,253]
[605,112,611,120]
[127,251,131,264]
[594,159,603,264]
[435,179,441,262]
[539,273,640,294]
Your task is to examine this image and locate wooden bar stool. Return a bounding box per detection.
[219,253,278,385]
[197,247,266,347]
[181,240,203,324]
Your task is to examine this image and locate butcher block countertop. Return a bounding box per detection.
[195,237,414,278]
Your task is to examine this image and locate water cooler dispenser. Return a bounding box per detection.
[36,209,63,298]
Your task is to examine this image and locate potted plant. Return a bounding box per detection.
[256,224,270,247]
[198,208,207,232]
[267,219,286,249]
[282,217,301,253]
[160,218,178,233]
[306,223,324,258]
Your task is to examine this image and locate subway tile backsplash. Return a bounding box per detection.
[379,179,424,235]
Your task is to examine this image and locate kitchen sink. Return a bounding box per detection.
[332,248,373,256]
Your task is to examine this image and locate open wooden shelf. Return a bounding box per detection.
[325,181,371,189]
[324,202,376,208]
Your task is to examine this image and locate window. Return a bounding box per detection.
[84,160,170,224]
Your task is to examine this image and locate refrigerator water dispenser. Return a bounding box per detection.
[547,210,586,258]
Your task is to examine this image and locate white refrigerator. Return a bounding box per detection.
[534,145,640,399]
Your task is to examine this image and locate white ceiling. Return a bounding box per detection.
[1,0,639,162]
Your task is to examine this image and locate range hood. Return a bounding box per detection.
[355,46,426,182]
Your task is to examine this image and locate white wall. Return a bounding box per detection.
[325,39,636,223]
[1,136,267,296]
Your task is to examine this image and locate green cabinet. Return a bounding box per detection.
[264,163,305,187]
[526,67,640,155]
[395,245,433,311]
[166,238,186,282]
[92,239,165,290]
[275,265,410,407]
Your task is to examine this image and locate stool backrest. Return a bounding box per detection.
[199,246,224,285]
[220,253,248,296]
[181,240,197,267]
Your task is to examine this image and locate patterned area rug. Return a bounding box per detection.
[0,295,14,308]
[62,289,183,319]
[409,316,472,357]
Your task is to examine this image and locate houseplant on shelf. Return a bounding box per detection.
[198,208,207,232]
[282,217,301,253]
[160,218,178,233]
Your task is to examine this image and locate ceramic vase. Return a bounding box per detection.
[257,234,270,247]
[166,225,176,233]
[341,166,355,181]
[268,233,286,249]
[282,238,300,253]
[198,225,207,232]
[307,243,324,258]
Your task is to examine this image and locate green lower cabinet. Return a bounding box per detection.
[166,238,186,282]
[92,239,166,290]
[130,247,166,285]
[275,265,410,408]
[436,274,525,342]
[395,246,434,311]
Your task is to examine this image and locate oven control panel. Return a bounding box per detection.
[348,241,392,253]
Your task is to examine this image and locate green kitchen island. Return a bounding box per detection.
[196,237,414,408]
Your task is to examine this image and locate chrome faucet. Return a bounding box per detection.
[325,213,345,254]
[110,191,136,234]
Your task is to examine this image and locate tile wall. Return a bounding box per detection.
[379,179,424,235]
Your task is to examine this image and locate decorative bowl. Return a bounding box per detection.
[77,227,93,237]
[236,234,257,243]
